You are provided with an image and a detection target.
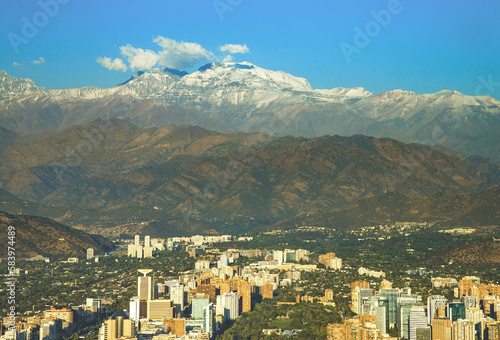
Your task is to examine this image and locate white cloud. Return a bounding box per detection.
[219,44,250,54]
[222,55,234,63]
[154,36,211,69]
[12,62,23,67]
[119,45,160,71]
[96,57,128,72]
[32,57,45,64]
[96,37,249,72]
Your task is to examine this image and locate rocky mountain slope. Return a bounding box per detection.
[0,211,113,259]
[1,62,499,161]
[0,120,497,236]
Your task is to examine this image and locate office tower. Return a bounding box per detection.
[40,319,59,340]
[428,295,447,324]
[99,310,136,340]
[203,303,216,338]
[144,235,151,247]
[137,269,153,301]
[364,297,389,335]
[416,326,432,340]
[452,319,474,340]
[398,296,420,339]
[135,235,140,246]
[409,306,427,340]
[447,302,466,322]
[381,288,400,326]
[170,284,185,317]
[129,298,148,321]
[351,281,370,314]
[87,248,94,260]
[216,292,239,321]
[432,317,452,340]
[147,299,175,320]
[192,294,210,319]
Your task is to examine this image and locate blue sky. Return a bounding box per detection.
[1,0,499,98]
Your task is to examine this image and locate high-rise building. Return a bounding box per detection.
[137,269,153,301]
[447,303,466,322]
[428,295,447,324]
[147,299,175,320]
[86,248,94,260]
[192,294,210,319]
[432,317,451,340]
[98,310,135,340]
[372,298,389,335]
[170,284,185,317]
[416,326,432,340]
[452,319,474,340]
[40,319,60,340]
[216,292,239,321]
[409,306,427,340]
[203,303,216,338]
[381,288,400,326]
[398,296,420,339]
[238,280,252,313]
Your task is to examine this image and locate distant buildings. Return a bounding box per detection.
[127,235,164,258]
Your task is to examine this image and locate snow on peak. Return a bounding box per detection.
[185,61,312,92]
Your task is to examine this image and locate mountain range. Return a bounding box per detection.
[0,119,498,237]
[1,62,499,161]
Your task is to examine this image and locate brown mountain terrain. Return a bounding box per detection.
[0,211,113,259]
[0,120,498,236]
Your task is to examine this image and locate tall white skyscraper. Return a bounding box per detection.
[216,292,239,321]
[170,284,185,317]
[87,248,94,260]
[427,295,447,324]
[409,306,427,340]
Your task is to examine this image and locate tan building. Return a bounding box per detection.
[163,318,186,337]
[147,299,175,320]
[432,317,451,340]
[100,310,136,340]
[327,323,344,340]
[262,283,274,299]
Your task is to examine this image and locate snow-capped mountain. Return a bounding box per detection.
[0,63,499,161]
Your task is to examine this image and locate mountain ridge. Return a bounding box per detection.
[0,120,497,236]
[1,63,499,162]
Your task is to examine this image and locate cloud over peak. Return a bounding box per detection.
[96,57,128,72]
[96,37,250,72]
[219,44,249,54]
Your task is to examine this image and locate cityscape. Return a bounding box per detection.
[1,1,500,340]
[1,224,500,339]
